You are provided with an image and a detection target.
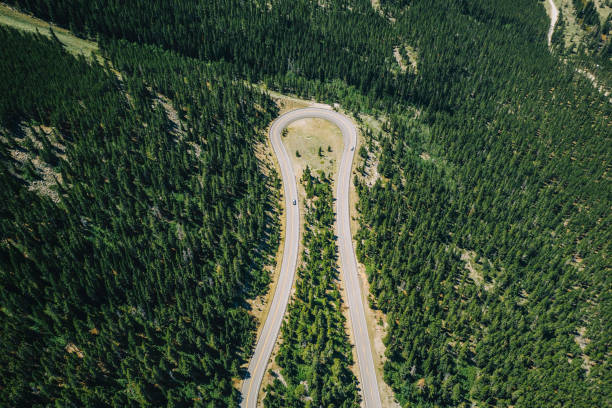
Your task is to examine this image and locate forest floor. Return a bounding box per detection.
[549,0,612,52]
[393,45,418,74]
[0,2,99,61]
[1,124,65,203]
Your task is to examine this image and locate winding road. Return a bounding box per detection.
[240,108,382,408]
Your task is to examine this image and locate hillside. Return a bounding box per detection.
[0,27,280,407]
[0,1,610,407]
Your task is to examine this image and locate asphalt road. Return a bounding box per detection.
[547,0,559,47]
[240,108,382,408]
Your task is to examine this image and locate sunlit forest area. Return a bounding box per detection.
[0,28,280,406]
[0,0,610,407]
[264,171,360,408]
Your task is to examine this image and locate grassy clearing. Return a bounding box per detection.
[556,0,587,51]
[552,0,612,52]
[282,117,343,181]
[593,0,612,22]
[0,3,100,61]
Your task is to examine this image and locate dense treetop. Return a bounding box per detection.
[1,0,610,406]
[0,27,279,406]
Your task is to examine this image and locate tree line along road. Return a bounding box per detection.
[240,108,382,408]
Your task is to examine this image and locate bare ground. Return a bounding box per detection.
[458,248,496,292]
[4,124,65,203]
[282,117,343,179]
[574,326,595,375]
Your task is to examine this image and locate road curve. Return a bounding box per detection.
[240,108,382,408]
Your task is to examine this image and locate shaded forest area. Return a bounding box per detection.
[264,171,359,408]
[1,0,611,407]
[5,0,403,105]
[0,28,279,406]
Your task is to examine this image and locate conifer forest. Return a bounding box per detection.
[0,0,610,407]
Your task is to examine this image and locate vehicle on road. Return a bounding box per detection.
[241,108,381,408]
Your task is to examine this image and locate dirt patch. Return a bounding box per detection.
[357,114,388,187]
[393,47,407,72]
[4,124,65,203]
[574,326,594,375]
[260,89,312,115]
[362,144,381,188]
[393,45,418,73]
[258,335,285,406]
[153,92,210,159]
[461,250,484,286]
[459,248,495,292]
[65,343,84,358]
[594,0,612,20]
[575,67,612,102]
[155,93,185,138]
